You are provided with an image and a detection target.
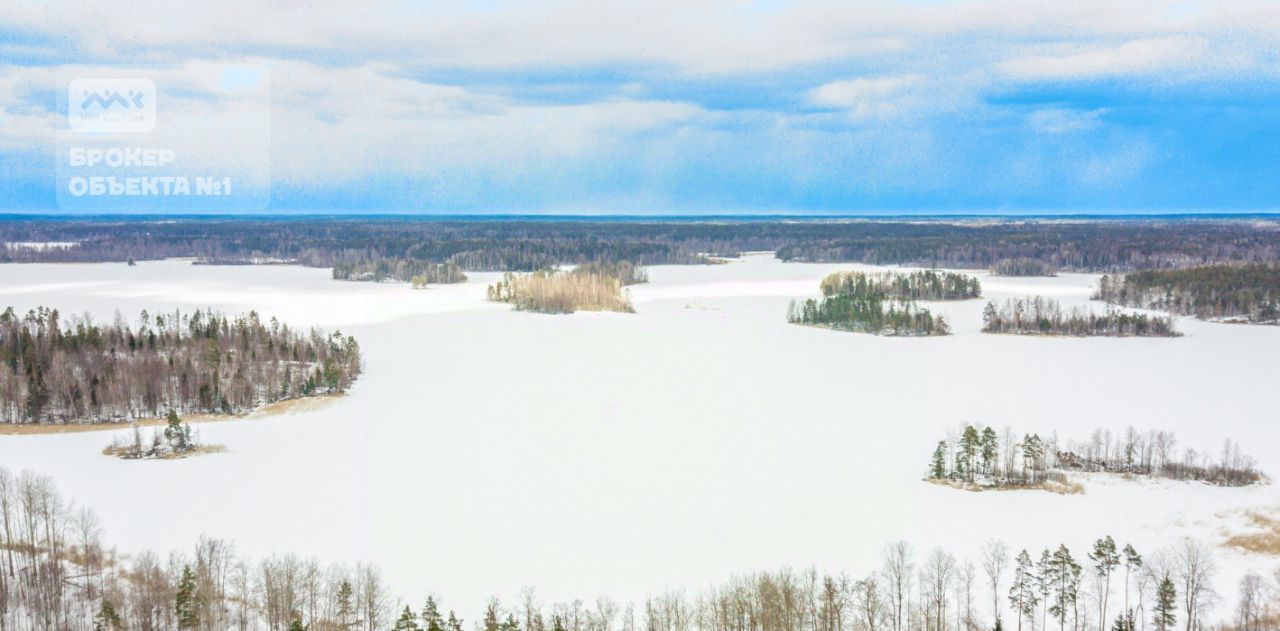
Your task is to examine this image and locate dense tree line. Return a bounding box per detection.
[928,424,1262,489]
[789,271,953,336]
[2,465,1261,631]
[331,261,467,285]
[991,259,1058,277]
[0,307,362,425]
[1095,265,1280,325]
[487,267,636,314]
[0,218,719,274]
[819,271,981,301]
[572,261,649,286]
[980,298,1180,337]
[772,220,1280,272]
[4,217,1280,277]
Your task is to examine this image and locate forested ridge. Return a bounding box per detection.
[4,218,1280,279]
[772,221,1280,271]
[928,424,1262,490]
[0,463,1269,631]
[980,298,1180,337]
[788,270,966,336]
[0,307,362,425]
[1095,265,1280,324]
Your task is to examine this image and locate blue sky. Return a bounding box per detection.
[1,0,1279,214]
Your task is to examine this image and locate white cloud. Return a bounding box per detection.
[999,37,1207,80]
[259,61,704,185]
[1,0,1276,79]
[809,75,925,118]
[0,59,705,193]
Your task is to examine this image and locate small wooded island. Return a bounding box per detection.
[103,410,224,459]
[981,296,1180,337]
[1095,263,1280,325]
[788,270,979,336]
[0,306,362,426]
[487,261,645,314]
[927,424,1263,492]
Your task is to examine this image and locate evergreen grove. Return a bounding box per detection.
[787,270,976,336]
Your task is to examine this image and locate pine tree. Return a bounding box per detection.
[503,613,521,631]
[1112,610,1135,631]
[1048,546,1078,631]
[980,427,999,475]
[94,600,122,631]
[1036,549,1053,631]
[289,616,308,631]
[163,409,191,451]
[395,606,424,631]
[336,579,354,628]
[1008,550,1039,631]
[1153,575,1177,631]
[448,611,464,631]
[932,441,949,479]
[483,599,502,631]
[960,425,980,482]
[175,565,201,630]
[1022,435,1044,484]
[422,596,445,631]
[1121,545,1142,617]
[982,302,998,330]
[1090,536,1121,631]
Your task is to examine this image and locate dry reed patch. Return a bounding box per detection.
[488,270,634,314]
[1224,509,1280,555]
[102,443,227,460]
[924,477,1085,495]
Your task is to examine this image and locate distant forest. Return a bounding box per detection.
[0,307,362,425]
[1095,264,1280,325]
[572,260,650,286]
[4,218,1280,280]
[2,463,1265,631]
[788,270,967,336]
[928,424,1263,490]
[980,297,1180,337]
[991,258,1057,277]
[334,260,467,285]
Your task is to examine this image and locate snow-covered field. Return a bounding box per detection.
[0,254,1277,617]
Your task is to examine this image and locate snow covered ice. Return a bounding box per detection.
[0,254,1276,617]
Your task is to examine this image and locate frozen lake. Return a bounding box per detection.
[0,255,1277,616]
